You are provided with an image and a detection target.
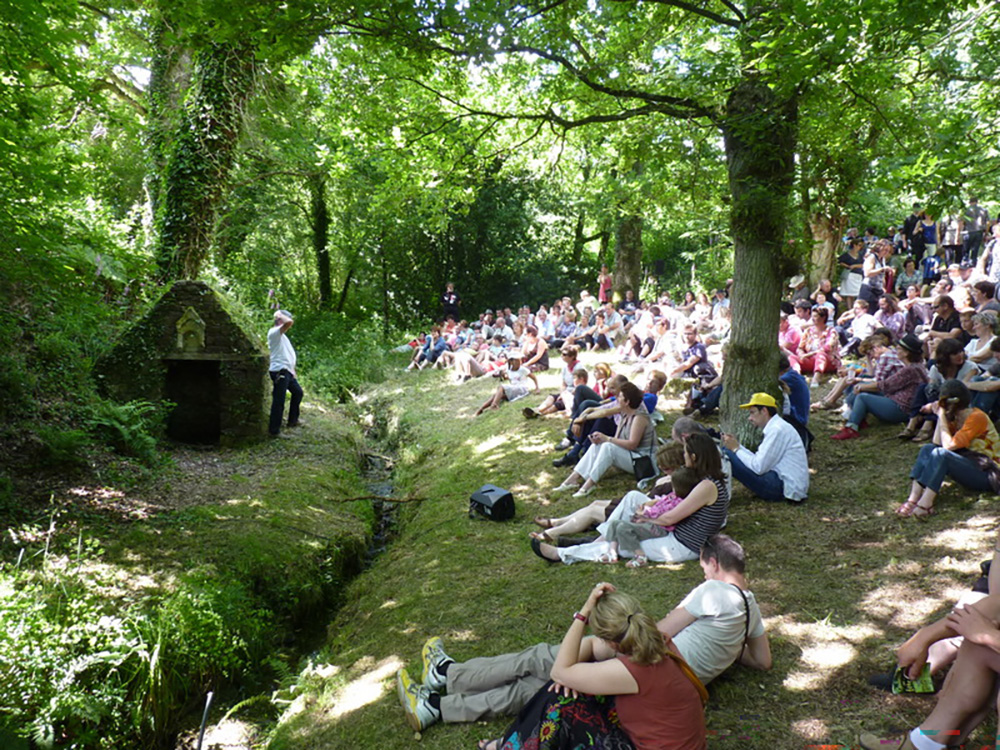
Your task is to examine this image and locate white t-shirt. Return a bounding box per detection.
[267,325,297,373]
[672,579,765,684]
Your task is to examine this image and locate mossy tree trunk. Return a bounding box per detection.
[719,76,798,445]
[154,43,256,281]
[309,173,332,308]
[613,213,643,303]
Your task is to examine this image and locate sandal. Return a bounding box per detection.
[529,531,554,544]
[533,516,553,529]
[478,740,501,750]
[530,537,559,563]
[597,551,619,564]
[911,502,936,520]
[896,427,917,440]
[895,499,919,517]
[625,556,648,568]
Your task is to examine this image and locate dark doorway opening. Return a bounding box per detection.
[165,360,221,444]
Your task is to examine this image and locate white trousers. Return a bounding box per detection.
[576,442,636,484]
[557,490,700,564]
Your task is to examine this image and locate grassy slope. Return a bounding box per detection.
[268,356,997,750]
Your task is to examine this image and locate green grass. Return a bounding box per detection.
[267,354,998,750]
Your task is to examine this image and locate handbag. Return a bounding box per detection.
[631,452,656,482]
[468,484,515,521]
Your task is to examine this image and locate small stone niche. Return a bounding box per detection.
[95,280,269,445]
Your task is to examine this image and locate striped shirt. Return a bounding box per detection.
[674,478,730,554]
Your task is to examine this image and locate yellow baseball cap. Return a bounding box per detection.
[739,393,778,409]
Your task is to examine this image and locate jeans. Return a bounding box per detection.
[699,385,723,415]
[848,393,908,429]
[910,383,938,424]
[910,444,993,493]
[971,377,1000,418]
[722,447,786,502]
[269,369,302,435]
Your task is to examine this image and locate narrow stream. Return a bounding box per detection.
[176,399,402,750]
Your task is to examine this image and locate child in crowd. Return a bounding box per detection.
[601,466,701,568]
[473,353,539,416]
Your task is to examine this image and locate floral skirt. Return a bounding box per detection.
[498,683,634,750]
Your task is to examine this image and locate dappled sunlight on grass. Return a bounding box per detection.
[328,656,403,720]
[792,718,829,742]
[473,434,509,455]
[444,628,478,642]
[773,616,880,692]
[861,584,955,630]
[224,495,264,507]
[921,514,994,553]
[380,598,399,609]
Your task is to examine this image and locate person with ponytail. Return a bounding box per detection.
[473,584,706,750]
[897,379,1000,518]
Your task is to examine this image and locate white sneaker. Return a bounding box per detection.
[397,668,440,731]
[572,485,597,498]
[421,637,453,692]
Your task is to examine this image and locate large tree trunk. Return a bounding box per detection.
[309,173,332,308]
[720,76,798,445]
[613,213,642,303]
[154,43,256,281]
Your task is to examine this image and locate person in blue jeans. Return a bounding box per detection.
[897,379,1000,518]
[720,392,809,503]
[267,309,303,436]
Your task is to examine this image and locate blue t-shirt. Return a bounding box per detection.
[642,392,658,414]
[780,369,810,426]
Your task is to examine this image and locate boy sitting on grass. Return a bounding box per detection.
[602,466,700,568]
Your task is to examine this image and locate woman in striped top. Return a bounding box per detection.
[534,433,730,565]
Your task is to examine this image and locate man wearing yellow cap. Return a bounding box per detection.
[720,392,809,503]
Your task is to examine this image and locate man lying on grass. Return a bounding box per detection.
[395,534,771,731]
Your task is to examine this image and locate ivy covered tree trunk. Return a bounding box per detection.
[719,76,798,445]
[309,173,332,308]
[613,213,642,302]
[154,43,256,281]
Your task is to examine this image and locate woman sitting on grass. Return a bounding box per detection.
[830,333,927,440]
[601,466,701,568]
[520,325,550,372]
[473,353,539,417]
[551,382,657,498]
[476,584,706,750]
[534,433,728,565]
[903,338,977,443]
[790,307,840,388]
[896,379,1000,518]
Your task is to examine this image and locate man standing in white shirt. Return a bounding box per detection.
[267,309,303,436]
[721,392,809,503]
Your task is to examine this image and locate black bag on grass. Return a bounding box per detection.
[469,484,515,521]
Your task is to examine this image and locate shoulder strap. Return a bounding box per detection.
[664,650,709,706]
[730,583,751,663]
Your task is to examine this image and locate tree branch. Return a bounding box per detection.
[503,44,712,117]
[609,0,742,28]
[842,80,904,149]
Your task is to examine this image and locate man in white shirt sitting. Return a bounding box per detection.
[267,309,303,436]
[721,392,809,503]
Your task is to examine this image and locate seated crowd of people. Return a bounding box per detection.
[391,213,1000,750]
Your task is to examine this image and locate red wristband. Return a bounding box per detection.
[573,612,589,624]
